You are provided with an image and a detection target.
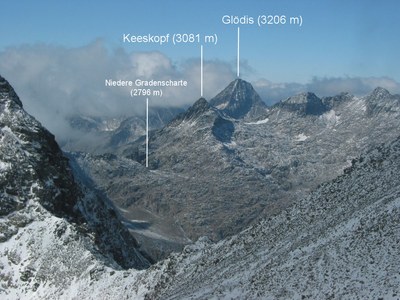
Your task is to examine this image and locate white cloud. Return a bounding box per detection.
[1,40,399,145]
[0,40,235,142]
[307,76,400,97]
[129,52,174,78]
[253,76,400,105]
[252,79,305,105]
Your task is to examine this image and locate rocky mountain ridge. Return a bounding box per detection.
[0,75,149,298]
[45,122,400,299]
[74,79,400,259]
[209,78,267,119]
[141,133,400,299]
[1,74,400,299]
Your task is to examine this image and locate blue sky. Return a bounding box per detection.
[1,0,400,141]
[2,0,400,83]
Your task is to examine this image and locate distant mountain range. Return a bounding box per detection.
[72,78,400,261]
[1,74,399,298]
[140,132,400,299]
[62,107,184,154]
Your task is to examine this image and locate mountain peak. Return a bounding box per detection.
[370,87,391,99]
[169,97,210,125]
[0,75,23,107]
[365,87,399,116]
[280,92,329,115]
[184,97,210,120]
[1,75,149,278]
[209,79,267,119]
[192,97,209,110]
[284,92,319,104]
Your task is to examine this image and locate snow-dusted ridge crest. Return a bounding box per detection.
[40,128,400,299]
[0,75,149,299]
[108,80,400,247]
[144,136,400,299]
[1,73,400,299]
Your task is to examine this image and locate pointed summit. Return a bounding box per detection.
[0,75,23,107]
[185,97,210,119]
[169,97,210,126]
[1,75,80,218]
[0,75,150,270]
[210,78,267,119]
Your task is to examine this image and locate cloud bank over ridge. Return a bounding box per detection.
[254,76,400,106]
[1,40,399,142]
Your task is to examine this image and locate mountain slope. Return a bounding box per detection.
[55,131,400,300]
[111,94,278,242]
[3,74,400,298]
[68,151,191,263]
[73,80,400,258]
[278,91,329,115]
[0,75,149,298]
[143,135,400,299]
[62,106,184,154]
[0,75,78,220]
[209,78,267,119]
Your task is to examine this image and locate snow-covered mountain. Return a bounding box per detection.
[277,91,329,115]
[139,134,400,299]
[0,75,149,298]
[2,74,400,299]
[75,79,400,252]
[209,78,267,119]
[42,123,400,299]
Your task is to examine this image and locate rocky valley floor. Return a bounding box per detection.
[1,74,400,299]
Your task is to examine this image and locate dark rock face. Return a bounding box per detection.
[322,92,353,109]
[2,74,399,298]
[169,98,210,125]
[209,79,267,119]
[365,87,400,116]
[279,92,329,115]
[0,75,79,220]
[212,117,234,143]
[63,106,185,154]
[73,79,400,261]
[0,74,149,279]
[143,135,400,300]
[0,75,23,106]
